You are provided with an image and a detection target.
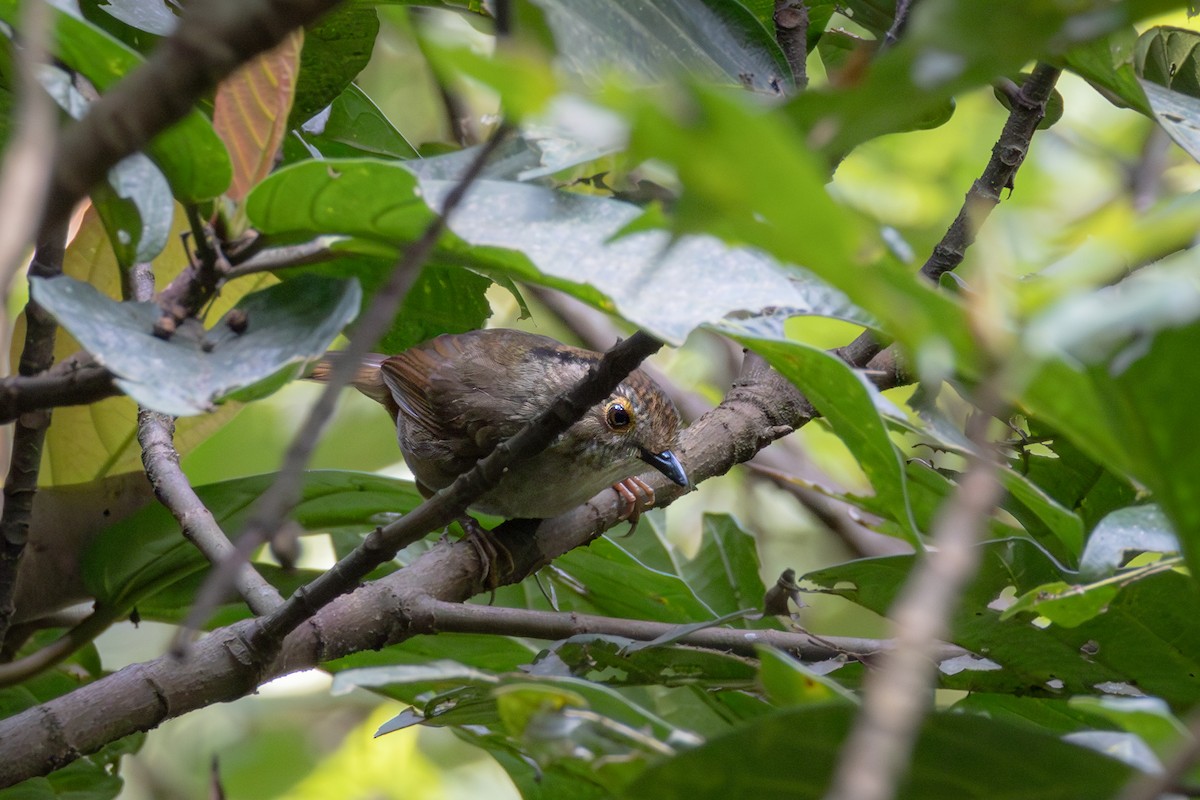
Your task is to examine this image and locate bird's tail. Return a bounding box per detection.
[306,352,393,408]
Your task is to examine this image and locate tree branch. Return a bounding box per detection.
[0,221,68,650]
[836,61,1063,375]
[414,598,968,662]
[774,1,809,91]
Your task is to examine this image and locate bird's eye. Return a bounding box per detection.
[604,399,634,431]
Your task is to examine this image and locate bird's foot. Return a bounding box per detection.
[612,476,655,536]
[459,516,513,592]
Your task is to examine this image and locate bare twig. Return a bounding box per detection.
[835,62,1063,378]
[921,62,1062,283]
[414,598,967,661]
[127,263,282,616]
[178,126,514,642]
[882,0,914,51]
[222,239,340,279]
[0,221,68,650]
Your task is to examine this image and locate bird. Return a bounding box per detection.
[311,328,688,521]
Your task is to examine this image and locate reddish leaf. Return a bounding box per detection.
[213,29,303,201]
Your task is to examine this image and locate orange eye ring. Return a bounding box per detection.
[604,399,634,431]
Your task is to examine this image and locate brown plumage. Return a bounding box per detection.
[312,328,687,518]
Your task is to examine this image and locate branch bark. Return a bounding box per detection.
[0,221,67,649]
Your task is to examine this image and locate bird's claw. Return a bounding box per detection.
[458,516,513,592]
[612,476,655,536]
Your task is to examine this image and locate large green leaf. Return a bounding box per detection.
[288,5,380,126]
[529,0,791,92]
[81,471,423,611]
[245,158,870,345]
[287,82,419,162]
[30,274,361,416]
[729,333,919,542]
[622,705,1132,799]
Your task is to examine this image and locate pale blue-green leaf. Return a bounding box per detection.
[1024,250,1200,365]
[30,275,360,416]
[531,0,789,93]
[1079,505,1179,580]
[423,178,867,345]
[37,63,172,264]
[332,661,501,696]
[1141,79,1200,164]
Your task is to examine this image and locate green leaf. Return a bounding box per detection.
[1064,29,1151,116]
[81,471,423,610]
[1003,580,1121,628]
[1079,505,1179,580]
[1136,25,1200,96]
[247,158,870,345]
[31,274,361,416]
[0,0,232,200]
[528,0,790,92]
[288,5,380,126]
[678,514,768,618]
[805,539,1200,707]
[729,334,919,542]
[757,647,859,708]
[289,82,419,161]
[622,705,1132,800]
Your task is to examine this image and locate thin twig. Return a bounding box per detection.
[824,388,1006,800]
[127,262,282,616]
[222,238,339,279]
[921,62,1062,283]
[835,62,1063,373]
[177,127,514,644]
[882,0,914,51]
[414,598,968,661]
[0,362,118,424]
[0,221,68,650]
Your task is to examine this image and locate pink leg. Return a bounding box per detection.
[612,476,656,535]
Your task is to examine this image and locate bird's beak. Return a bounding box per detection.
[639,448,689,487]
